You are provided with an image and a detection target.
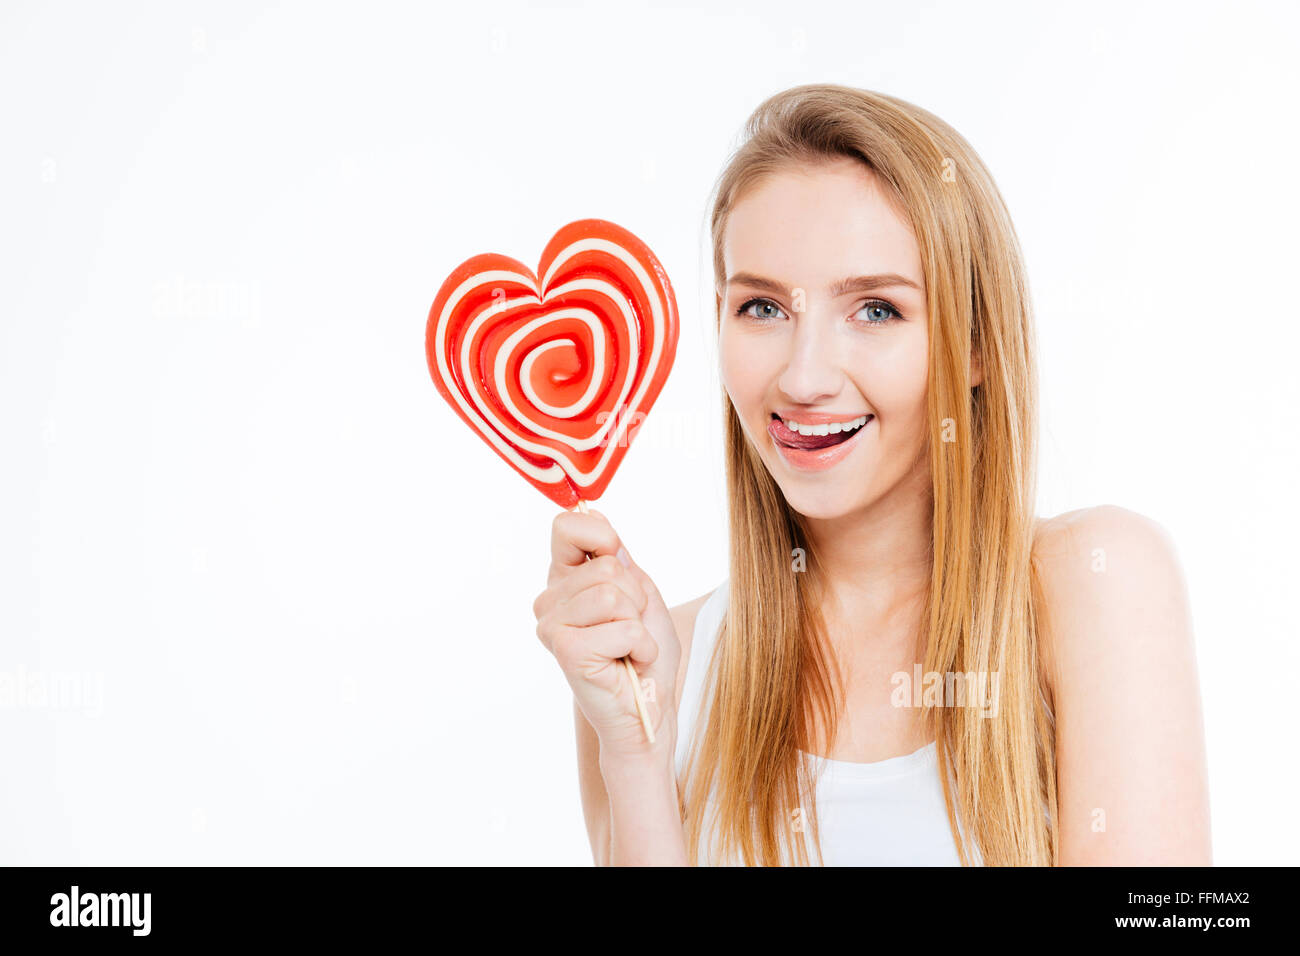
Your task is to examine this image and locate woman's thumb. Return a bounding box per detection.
[617,546,663,609]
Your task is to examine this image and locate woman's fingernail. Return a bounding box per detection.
[616,546,631,568]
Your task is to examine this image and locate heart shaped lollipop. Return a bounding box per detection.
[425,219,679,508]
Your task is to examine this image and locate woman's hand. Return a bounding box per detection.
[532,508,681,759]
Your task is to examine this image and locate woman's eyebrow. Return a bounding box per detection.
[829,273,923,295]
[725,271,922,295]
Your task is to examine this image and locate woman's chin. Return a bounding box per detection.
[775,479,869,522]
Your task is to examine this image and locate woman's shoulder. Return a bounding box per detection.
[1033,503,1174,551]
[1031,504,1182,588]
[1030,505,1191,696]
[669,589,717,639]
[1029,505,1209,863]
[669,583,726,698]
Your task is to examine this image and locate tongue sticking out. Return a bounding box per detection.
[769,415,872,450]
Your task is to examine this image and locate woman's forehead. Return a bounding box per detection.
[722,168,923,295]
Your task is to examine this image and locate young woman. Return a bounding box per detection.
[531,84,1211,866]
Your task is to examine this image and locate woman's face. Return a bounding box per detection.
[719,158,931,521]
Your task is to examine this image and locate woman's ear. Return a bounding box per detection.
[970,347,984,388]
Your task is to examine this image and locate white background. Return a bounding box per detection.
[2,0,1296,865]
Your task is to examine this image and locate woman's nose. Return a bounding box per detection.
[776,312,843,404]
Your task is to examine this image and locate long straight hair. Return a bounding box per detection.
[677,84,1057,866]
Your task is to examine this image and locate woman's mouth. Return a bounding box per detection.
[766,412,874,472]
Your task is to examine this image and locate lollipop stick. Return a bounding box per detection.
[574,499,656,745]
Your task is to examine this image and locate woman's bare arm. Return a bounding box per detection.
[600,715,687,866]
[573,595,708,866]
[1036,505,1212,865]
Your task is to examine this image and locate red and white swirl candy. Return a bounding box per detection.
[425,219,679,508]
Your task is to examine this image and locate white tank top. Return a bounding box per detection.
[675,578,976,866]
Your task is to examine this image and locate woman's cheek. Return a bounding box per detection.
[719,332,761,413]
[859,363,927,450]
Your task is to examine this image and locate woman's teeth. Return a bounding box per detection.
[781,414,871,437]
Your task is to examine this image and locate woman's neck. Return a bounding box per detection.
[803,474,933,654]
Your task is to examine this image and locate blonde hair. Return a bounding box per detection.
[677,84,1057,866]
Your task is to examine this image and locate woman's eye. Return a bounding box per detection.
[735,297,787,321]
[733,297,903,324]
[854,300,903,325]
